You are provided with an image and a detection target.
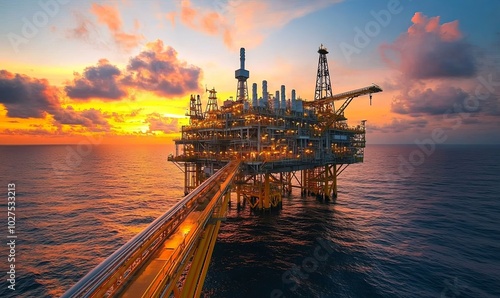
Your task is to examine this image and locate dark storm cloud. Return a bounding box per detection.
[0,70,60,118]
[65,59,126,100]
[0,70,112,130]
[369,118,428,133]
[392,85,471,116]
[64,41,202,100]
[53,106,111,130]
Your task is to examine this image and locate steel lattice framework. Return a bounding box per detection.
[314,44,333,102]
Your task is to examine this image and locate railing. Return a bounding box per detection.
[62,161,238,298]
[141,160,240,297]
[173,147,361,164]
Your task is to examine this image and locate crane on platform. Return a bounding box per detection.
[304,84,383,132]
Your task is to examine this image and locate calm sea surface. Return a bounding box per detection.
[0,144,499,298]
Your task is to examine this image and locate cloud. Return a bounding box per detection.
[64,41,202,99]
[129,108,143,117]
[122,40,203,96]
[106,112,125,123]
[379,13,500,120]
[171,0,340,49]
[165,11,176,27]
[2,128,56,136]
[0,70,60,118]
[0,70,112,131]
[369,118,428,133]
[52,106,111,131]
[66,11,114,50]
[392,85,470,116]
[66,12,94,41]
[380,12,477,80]
[65,59,126,100]
[177,0,229,44]
[2,40,203,138]
[90,3,144,51]
[91,3,121,31]
[144,112,180,133]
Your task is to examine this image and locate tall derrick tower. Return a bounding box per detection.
[314,44,333,102]
[205,88,219,115]
[235,48,250,102]
[187,94,203,124]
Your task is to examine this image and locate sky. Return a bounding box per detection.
[0,0,499,145]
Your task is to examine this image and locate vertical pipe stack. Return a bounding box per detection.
[252,83,258,108]
[262,80,268,108]
[274,90,280,112]
[291,89,297,112]
[280,85,286,110]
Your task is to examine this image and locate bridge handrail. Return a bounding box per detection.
[62,162,234,298]
[141,161,240,297]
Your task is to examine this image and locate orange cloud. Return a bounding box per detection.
[144,112,182,134]
[67,12,94,41]
[409,12,461,42]
[90,3,144,51]
[165,11,176,27]
[91,3,121,31]
[177,0,229,44]
[439,21,462,42]
[172,0,341,50]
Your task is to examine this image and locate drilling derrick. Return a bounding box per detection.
[187,94,204,124]
[172,45,382,209]
[315,44,333,101]
[204,88,219,118]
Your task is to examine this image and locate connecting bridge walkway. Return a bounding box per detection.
[62,160,240,298]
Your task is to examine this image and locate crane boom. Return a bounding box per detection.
[303,84,382,108]
[304,84,383,133]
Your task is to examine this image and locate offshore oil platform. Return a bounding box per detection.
[64,46,383,298]
[170,45,382,211]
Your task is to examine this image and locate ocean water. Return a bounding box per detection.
[0,144,499,298]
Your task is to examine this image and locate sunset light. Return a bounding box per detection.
[1,1,499,298]
[1,0,498,145]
